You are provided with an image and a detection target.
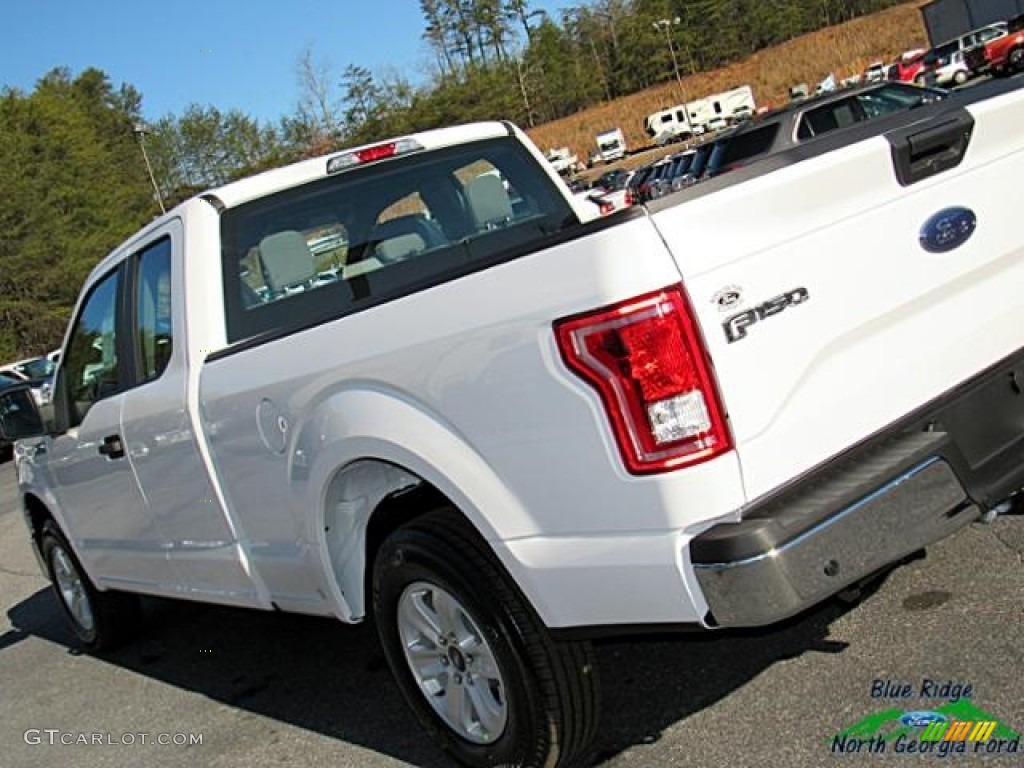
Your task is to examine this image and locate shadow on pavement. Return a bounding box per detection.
[7,583,859,767]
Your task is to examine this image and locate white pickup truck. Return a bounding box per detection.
[2,82,1023,768]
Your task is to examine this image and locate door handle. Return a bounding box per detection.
[98,434,125,459]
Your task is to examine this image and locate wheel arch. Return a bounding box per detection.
[297,387,537,624]
[22,492,53,542]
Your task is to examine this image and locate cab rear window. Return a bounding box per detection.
[220,138,575,344]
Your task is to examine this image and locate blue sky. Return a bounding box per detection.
[3,0,572,124]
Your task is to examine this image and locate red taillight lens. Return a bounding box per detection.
[356,142,397,163]
[555,286,732,474]
[625,189,635,206]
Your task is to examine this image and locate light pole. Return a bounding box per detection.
[133,122,166,214]
[653,17,694,140]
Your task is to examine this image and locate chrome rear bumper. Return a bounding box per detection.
[693,457,979,627]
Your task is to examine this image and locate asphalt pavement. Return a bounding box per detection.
[0,457,1021,768]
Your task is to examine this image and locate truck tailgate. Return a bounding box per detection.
[650,90,1024,502]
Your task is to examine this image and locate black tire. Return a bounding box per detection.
[953,70,968,85]
[40,520,141,651]
[1011,47,1024,73]
[373,508,599,768]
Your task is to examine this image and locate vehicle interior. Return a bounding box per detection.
[221,138,576,342]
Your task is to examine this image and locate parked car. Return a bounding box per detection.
[0,373,30,460]
[591,169,628,192]
[0,356,57,406]
[698,81,947,181]
[964,13,1024,77]
[624,162,658,203]
[891,50,928,83]
[863,61,887,82]
[587,169,634,212]
[934,49,971,86]
[921,22,1008,83]
[643,156,681,200]
[660,150,697,193]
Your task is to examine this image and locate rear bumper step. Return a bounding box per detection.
[692,344,1024,628]
[693,453,978,627]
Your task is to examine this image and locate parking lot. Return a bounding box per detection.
[0,458,1021,767]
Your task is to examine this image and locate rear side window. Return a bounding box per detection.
[134,238,174,382]
[713,124,780,172]
[800,98,859,138]
[221,138,575,344]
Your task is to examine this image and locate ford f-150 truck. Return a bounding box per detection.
[2,80,1023,768]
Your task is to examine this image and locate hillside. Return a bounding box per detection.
[526,0,929,161]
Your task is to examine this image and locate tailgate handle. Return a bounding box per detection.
[888,110,974,187]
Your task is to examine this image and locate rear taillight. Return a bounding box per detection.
[625,189,635,206]
[554,286,732,474]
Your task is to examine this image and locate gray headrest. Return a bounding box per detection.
[465,174,513,229]
[374,233,426,264]
[259,231,315,293]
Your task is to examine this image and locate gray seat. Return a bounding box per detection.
[465,173,514,230]
[368,214,446,264]
[259,231,316,297]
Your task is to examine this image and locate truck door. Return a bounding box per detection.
[118,223,258,606]
[49,265,179,591]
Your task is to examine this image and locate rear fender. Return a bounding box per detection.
[296,387,533,621]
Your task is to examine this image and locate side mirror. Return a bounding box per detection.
[0,386,47,441]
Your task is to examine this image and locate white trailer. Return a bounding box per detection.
[643,86,756,144]
[545,146,580,175]
[706,84,756,125]
[595,127,627,163]
[644,102,703,145]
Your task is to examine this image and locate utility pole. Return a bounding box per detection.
[653,17,694,140]
[133,122,166,214]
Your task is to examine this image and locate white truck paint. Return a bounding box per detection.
[4,88,1024,768]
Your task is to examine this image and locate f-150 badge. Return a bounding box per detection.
[723,287,809,343]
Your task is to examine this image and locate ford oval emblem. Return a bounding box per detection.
[920,207,976,253]
[900,711,948,728]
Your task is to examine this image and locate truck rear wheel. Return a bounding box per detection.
[373,508,599,768]
[40,520,141,651]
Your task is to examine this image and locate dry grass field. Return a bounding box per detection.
[526,0,930,162]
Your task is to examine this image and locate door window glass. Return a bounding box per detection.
[135,238,174,382]
[63,270,120,427]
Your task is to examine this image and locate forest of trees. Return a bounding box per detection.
[0,0,907,359]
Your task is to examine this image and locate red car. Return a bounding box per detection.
[965,14,1024,76]
[892,50,927,83]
